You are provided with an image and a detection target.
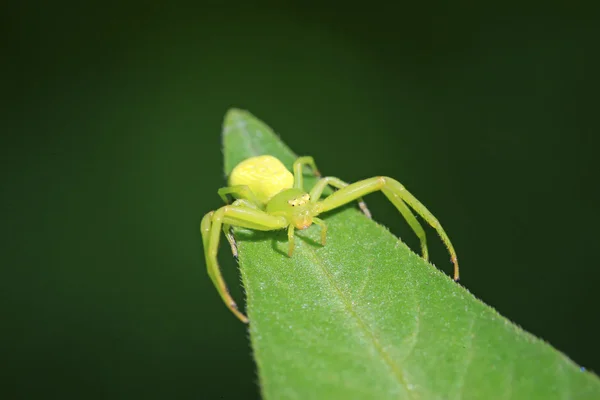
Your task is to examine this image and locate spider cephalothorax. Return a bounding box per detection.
[201,155,458,323]
[266,189,317,229]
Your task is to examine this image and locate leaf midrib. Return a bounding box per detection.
[296,229,414,399]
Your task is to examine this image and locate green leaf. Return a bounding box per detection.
[221,109,600,400]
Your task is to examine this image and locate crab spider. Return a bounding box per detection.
[201,155,459,323]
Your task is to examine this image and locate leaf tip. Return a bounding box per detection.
[223,107,251,131]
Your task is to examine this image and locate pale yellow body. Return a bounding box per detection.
[228,155,294,204]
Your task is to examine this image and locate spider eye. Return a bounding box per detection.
[288,196,309,207]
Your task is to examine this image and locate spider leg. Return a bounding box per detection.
[232,199,259,209]
[287,217,326,257]
[218,185,263,208]
[312,217,327,246]
[293,156,321,190]
[316,177,458,281]
[309,176,372,219]
[287,225,295,257]
[223,200,260,258]
[201,206,288,323]
[217,188,264,258]
[390,200,429,261]
[222,223,238,259]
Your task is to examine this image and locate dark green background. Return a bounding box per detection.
[3,3,599,399]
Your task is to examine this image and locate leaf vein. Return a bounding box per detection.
[300,242,415,399]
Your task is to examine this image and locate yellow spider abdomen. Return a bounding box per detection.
[229,155,294,204]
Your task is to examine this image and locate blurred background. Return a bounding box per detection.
[3,2,599,399]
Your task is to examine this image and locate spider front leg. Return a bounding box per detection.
[309,176,373,219]
[310,177,429,260]
[201,205,288,323]
[316,176,458,281]
[286,217,327,257]
[293,157,372,218]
